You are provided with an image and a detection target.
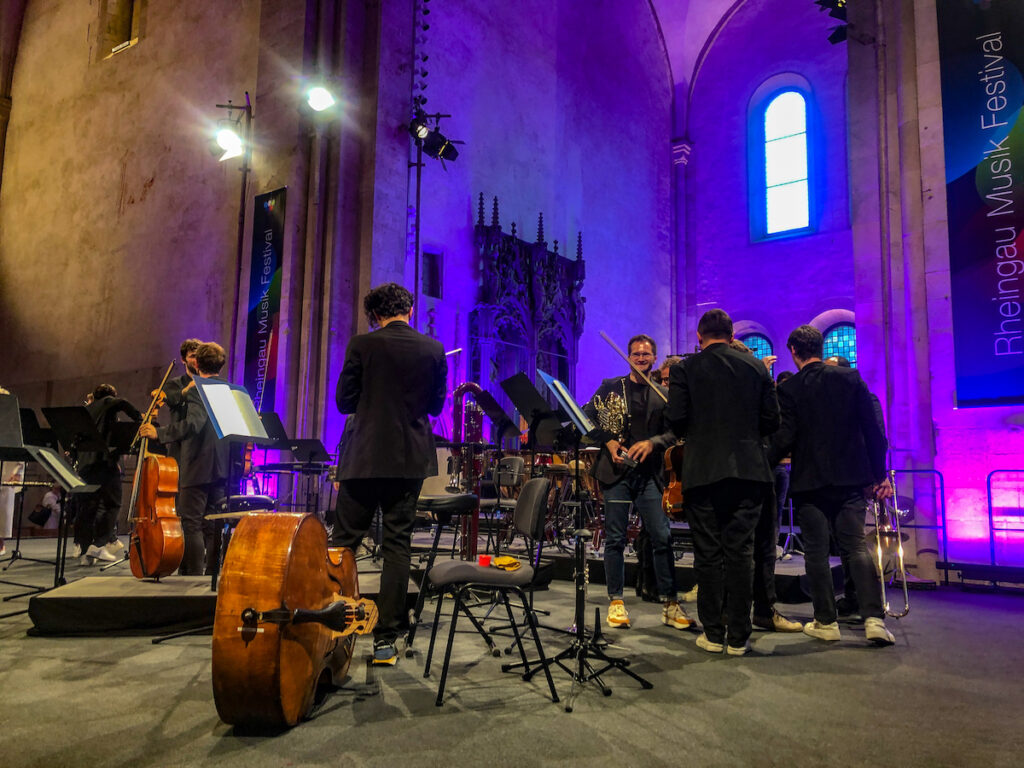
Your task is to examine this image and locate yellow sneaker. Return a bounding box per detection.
[606,599,630,628]
[662,600,694,630]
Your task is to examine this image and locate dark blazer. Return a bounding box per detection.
[161,373,192,464]
[582,375,676,488]
[769,361,887,494]
[155,378,230,488]
[667,342,780,491]
[335,321,447,480]
[79,396,142,476]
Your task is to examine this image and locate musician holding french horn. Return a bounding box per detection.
[583,334,693,632]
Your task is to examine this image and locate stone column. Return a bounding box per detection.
[848,0,940,580]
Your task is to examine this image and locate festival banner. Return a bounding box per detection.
[938,0,1024,406]
[244,188,285,411]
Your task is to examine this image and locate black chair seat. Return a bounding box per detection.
[417,492,478,517]
[428,559,534,589]
[226,495,276,513]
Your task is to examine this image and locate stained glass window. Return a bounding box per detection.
[823,323,856,367]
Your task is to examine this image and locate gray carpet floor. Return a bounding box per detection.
[1,537,1022,768]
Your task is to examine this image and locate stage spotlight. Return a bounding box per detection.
[409,112,430,140]
[216,124,244,161]
[421,128,459,161]
[306,86,336,112]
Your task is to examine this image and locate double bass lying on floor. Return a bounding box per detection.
[211,512,378,728]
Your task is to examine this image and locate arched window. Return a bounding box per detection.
[763,91,809,234]
[739,333,773,362]
[749,76,815,240]
[823,323,856,367]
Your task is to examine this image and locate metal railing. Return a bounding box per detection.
[888,468,949,585]
[986,470,1024,568]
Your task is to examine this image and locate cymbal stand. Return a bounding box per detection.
[522,432,652,712]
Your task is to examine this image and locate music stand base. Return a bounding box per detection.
[526,607,652,712]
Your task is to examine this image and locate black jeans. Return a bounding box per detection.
[74,466,121,550]
[332,477,423,643]
[686,478,766,647]
[795,486,882,623]
[752,483,779,618]
[176,483,224,576]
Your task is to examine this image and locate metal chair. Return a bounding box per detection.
[404,468,479,653]
[423,477,558,706]
[477,455,525,554]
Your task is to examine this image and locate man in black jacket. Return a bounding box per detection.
[583,334,690,632]
[160,338,202,465]
[332,283,447,665]
[771,325,894,646]
[75,384,142,565]
[667,309,780,655]
[140,342,230,575]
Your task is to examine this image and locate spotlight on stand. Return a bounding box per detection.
[215,122,244,161]
[408,108,462,167]
[408,111,430,140]
[306,85,336,112]
[421,128,459,161]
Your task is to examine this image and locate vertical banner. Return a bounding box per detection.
[244,188,286,411]
[938,1,1024,406]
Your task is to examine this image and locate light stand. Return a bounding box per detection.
[528,370,653,712]
[215,92,252,373]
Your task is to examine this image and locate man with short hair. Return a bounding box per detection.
[160,338,202,464]
[771,325,894,646]
[332,283,447,665]
[139,342,230,575]
[584,334,690,631]
[668,309,780,655]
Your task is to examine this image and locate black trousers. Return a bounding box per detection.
[686,478,766,647]
[176,483,224,576]
[332,477,423,642]
[74,466,121,550]
[795,486,882,623]
[752,483,779,619]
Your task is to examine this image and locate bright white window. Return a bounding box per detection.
[764,91,809,235]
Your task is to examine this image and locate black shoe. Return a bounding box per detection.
[835,596,859,618]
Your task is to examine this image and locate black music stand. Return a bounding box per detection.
[1,396,97,617]
[192,376,275,587]
[527,369,652,711]
[500,373,565,473]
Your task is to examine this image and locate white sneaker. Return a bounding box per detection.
[106,539,125,554]
[803,620,842,642]
[86,544,118,563]
[79,555,94,567]
[662,600,694,630]
[864,617,895,646]
[71,543,82,558]
[606,599,631,628]
[681,585,698,602]
[696,633,724,653]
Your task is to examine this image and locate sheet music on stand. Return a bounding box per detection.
[534,369,596,437]
[192,378,274,445]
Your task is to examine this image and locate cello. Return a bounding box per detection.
[127,361,184,579]
[211,512,377,728]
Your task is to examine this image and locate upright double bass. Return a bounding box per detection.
[211,512,378,728]
[127,361,184,579]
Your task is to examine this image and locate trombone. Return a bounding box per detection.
[870,469,910,618]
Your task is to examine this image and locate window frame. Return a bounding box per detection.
[748,77,819,242]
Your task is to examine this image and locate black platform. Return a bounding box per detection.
[27,570,416,636]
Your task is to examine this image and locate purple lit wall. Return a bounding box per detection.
[400,0,673,415]
[685,0,853,367]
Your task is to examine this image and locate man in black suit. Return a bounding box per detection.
[582,334,690,631]
[667,309,780,655]
[74,384,142,565]
[332,283,447,665]
[771,325,894,646]
[140,342,230,575]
